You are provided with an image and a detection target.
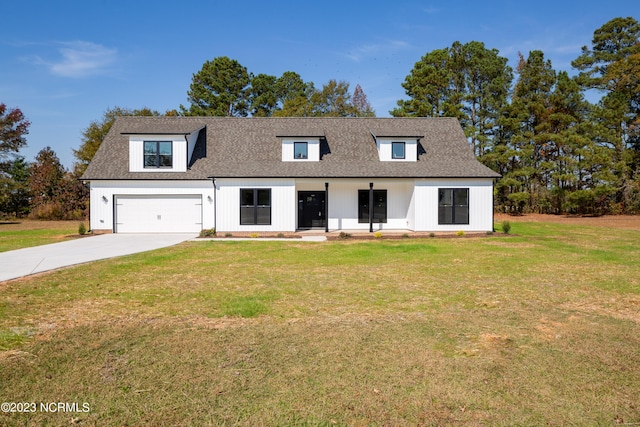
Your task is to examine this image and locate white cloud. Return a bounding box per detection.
[34,41,118,78]
[344,40,410,62]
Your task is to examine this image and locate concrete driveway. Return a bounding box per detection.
[0,233,197,282]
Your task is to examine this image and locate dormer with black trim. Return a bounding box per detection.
[279,132,324,162]
[370,130,423,162]
[125,126,204,172]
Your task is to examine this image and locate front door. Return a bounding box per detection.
[298,191,326,229]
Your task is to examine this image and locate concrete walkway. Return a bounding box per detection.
[0,233,197,282]
[196,235,327,242]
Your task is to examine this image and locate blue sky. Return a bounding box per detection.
[1,0,638,169]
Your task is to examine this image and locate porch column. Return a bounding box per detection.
[325,182,329,233]
[369,182,374,233]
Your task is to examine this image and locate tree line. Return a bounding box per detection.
[1,16,638,219]
[392,17,640,215]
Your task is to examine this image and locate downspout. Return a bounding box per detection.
[492,178,496,232]
[208,177,217,231]
[369,182,374,233]
[325,182,329,233]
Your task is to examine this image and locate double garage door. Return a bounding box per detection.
[114,195,202,233]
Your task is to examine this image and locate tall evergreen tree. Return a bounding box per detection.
[391,48,456,118]
[545,71,605,213]
[572,17,640,212]
[450,41,513,157]
[275,71,309,106]
[0,156,30,217]
[248,73,279,117]
[182,56,251,117]
[494,51,556,212]
[391,42,512,156]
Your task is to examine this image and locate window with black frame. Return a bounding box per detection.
[392,141,405,159]
[240,189,271,225]
[358,190,387,223]
[438,188,469,224]
[144,141,172,168]
[294,142,308,159]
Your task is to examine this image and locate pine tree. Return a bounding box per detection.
[572,17,640,212]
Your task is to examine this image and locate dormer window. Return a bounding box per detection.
[374,137,421,162]
[392,142,405,159]
[294,142,308,159]
[144,141,172,168]
[281,138,320,161]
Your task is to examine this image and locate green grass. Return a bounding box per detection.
[1,221,639,426]
[0,220,80,252]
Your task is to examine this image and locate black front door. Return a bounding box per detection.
[298,191,326,229]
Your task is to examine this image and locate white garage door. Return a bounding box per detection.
[115,195,202,233]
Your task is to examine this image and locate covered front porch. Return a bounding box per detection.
[294,178,415,232]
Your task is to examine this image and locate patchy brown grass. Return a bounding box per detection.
[0,220,86,252]
[0,220,639,425]
[495,212,640,230]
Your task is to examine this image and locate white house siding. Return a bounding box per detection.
[376,139,418,162]
[413,178,494,232]
[281,139,320,162]
[320,179,414,231]
[89,180,215,232]
[215,178,296,232]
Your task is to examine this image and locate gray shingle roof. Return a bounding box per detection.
[81,116,500,180]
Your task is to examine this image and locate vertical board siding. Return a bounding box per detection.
[323,179,414,231]
[215,178,296,232]
[281,139,321,162]
[90,178,495,233]
[376,139,418,162]
[414,178,494,232]
[128,136,187,173]
[89,180,214,232]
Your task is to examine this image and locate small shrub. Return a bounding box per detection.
[402,233,410,238]
[224,233,233,237]
[199,228,216,238]
[502,220,511,234]
[78,223,87,235]
[277,233,285,238]
[250,233,259,238]
[373,231,383,239]
[486,230,494,235]
[429,232,436,238]
[456,230,465,236]
[338,232,352,239]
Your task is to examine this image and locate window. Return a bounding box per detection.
[294,142,308,159]
[240,189,271,225]
[438,188,469,224]
[144,141,172,168]
[358,190,387,223]
[392,142,405,159]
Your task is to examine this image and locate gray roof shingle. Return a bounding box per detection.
[81,116,500,180]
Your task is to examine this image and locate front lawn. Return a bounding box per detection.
[1,221,639,425]
[0,220,84,252]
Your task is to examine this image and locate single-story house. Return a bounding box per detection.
[81,116,500,233]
